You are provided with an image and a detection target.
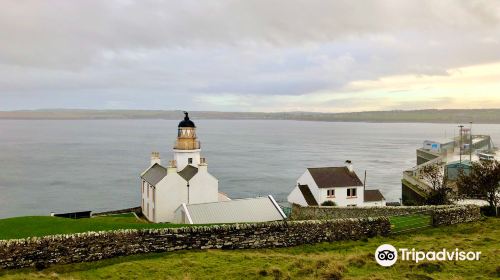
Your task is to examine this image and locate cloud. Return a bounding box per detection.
[193,62,500,112]
[0,0,499,111]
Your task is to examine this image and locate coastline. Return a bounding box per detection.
[1,108,500,123]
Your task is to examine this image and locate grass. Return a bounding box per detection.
[0,213,192,240]
[0,213,433,240]
[0,218,498,279]
[389,214,432,233]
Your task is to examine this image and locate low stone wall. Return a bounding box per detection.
[0,218,390,269]
[432,205,481,226]
[291,205,449,220]
[291,204,482,226]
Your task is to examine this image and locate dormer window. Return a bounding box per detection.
[327,189,335,198]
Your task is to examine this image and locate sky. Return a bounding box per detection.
[1,0,500,112]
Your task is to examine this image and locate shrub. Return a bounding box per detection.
[321,201,337,206]
[480,206,499,217]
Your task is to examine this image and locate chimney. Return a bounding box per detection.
[150,152,161,165]
[345,160,353,173]
[198,157,208,172]
[167,160,177,174]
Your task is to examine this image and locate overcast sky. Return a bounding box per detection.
[1,0,500,112]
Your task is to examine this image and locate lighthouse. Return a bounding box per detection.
[139,112,288,225]
[139,112,220,223]
[173,112,201,170]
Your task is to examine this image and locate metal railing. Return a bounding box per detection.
[402,171,432,195]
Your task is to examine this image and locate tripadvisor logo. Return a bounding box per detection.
[375,244,481,267]
[375,244,398,267]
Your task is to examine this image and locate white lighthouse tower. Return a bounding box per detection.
[173,112,201,170]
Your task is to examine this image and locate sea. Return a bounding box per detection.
[1,120,499,218]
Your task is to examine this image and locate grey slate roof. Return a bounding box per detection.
[364,189,385,202]
[182,195,286,224]
[141,164,200,186]
[308,167,363,188]
[141,163,168,186]
[178,165,198,181]
[298,184,318,206]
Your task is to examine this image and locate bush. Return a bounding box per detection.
[425,188,451,205]
[480,206,499,217]
[321,201,337,206]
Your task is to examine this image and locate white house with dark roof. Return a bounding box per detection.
[140,112,222,223]
[287,161,386,207]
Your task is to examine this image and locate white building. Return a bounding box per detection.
[174,195,286,224]
[140,112,223,223]
[287,161,386,207]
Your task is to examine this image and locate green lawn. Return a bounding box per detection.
[389,214,432,233]
[0,214,191,240]
[0,218,498,279]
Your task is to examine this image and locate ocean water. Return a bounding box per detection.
[1,120,499,218]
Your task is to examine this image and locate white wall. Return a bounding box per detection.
[187,167,219,204]
[141,180,158,222]
[174,149,201,170]
[173,205,185,224]
[154,171,189,223]
[296,170,321,203]
[318,186,364,207]
[287,185,308,206]
[362,200,387,207]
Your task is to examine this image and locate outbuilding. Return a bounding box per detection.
[174,195,287,224]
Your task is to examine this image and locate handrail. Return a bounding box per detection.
[402,171,432,194]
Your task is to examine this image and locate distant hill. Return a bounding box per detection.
[1,109,500,123]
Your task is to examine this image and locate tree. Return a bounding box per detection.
[457,160,500,215]
[419,163,451,205]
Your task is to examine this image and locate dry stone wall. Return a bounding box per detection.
[291,204,481,225]
[432,205,481,226]
[0,217,390,269]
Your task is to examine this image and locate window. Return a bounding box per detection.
[347,188,357,198]
[327,189,335,197]
[188,158,193,164]
[147,186,149,198]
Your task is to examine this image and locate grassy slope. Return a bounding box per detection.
[0,218,498,280]
[0,214,190,240]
